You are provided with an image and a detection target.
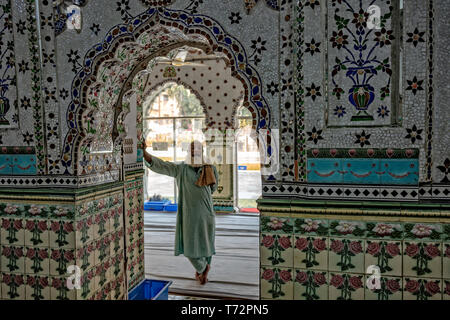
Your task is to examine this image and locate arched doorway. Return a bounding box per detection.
[60,7,273,299]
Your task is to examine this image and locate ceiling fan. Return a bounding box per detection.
[157,50,209,67]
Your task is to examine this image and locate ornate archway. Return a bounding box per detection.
[61,7,273,177]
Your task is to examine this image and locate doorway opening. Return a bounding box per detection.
[235,106,261,213]
[143,82,206,206]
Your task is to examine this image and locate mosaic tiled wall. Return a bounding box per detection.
[0,180,146,300]
[258,200,450,300]
[124,173,145,291]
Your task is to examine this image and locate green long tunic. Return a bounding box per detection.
[144,155,219,258]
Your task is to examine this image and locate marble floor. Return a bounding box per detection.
[144,211,260,300]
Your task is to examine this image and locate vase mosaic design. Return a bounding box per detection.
[329,0,394,121]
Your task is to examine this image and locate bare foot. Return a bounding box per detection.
[199,264,210,285]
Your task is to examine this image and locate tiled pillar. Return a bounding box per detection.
[257,198,450,300]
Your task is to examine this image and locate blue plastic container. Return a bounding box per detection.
[144,200,170,211]
[163,203,178,212]
[128,279,172,300]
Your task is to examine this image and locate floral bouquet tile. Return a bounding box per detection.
[50,248,75,276]
[1,218,25,245]
[1,273,26,300]
[294,218,328,236]
[294,269,328,300]
[293,236,328,270]
[260,216,293,234]
[366,222,403,240]
[260,233,293,267]
[403,278,442,300]
[329,220,366,238]
[25,247,50,275]
[404,223,443,241]
[329,273,365,300]
[25,275,50,300]
[403,242,442,278]
[50,276,76,300]
[24,219,49,247]
[365,240,402,276]
[49,220,75,249]
[1,245,25,273]
[260,267,293,300]
[329,238,365,273]
[365,276,402,300]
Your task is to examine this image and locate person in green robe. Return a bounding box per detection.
[143,139,219,285]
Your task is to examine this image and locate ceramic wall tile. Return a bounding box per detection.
[329,220,366,238]
[260,267,293,300]
[404,223,443,241]
[329,238,365,273]
[403,278,442,300]
[1,273,25,300]
[1,218,25,246]
[366,221,403,240]
[293,236,328,270]
[260,233,293,267]
[328,273,364,300]
[444,244,450,279]
[1,246,25,274]
[365,240,402,276]
[294,218,329,236]
[403,242,442,278]
[50,248,75,276]
[260,216,293,234]
[444,279,450,300]
[25,247,49,275]
[49,220,75,249]
[293,269,328,300]
[24,219,49,247]
[50,277,76,300]
[25,275,50,300]
[365,276,402,300]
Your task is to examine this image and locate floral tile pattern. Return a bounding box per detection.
[294,218,328,236]
[366,222,403,240]
[403,242,442,278]
[294,269,328,300]
[329,220,366,238]
[260,233,293,267]
[365,240,402,276]
[261,267,293,300]
[293,236,328,270]
[329,238,364,273]
[329,273,364,300]
[365,276,402,300]
[404,223,443,241]
[261,215,450,300]
[260,216,293,234]
[403,278,442,300]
